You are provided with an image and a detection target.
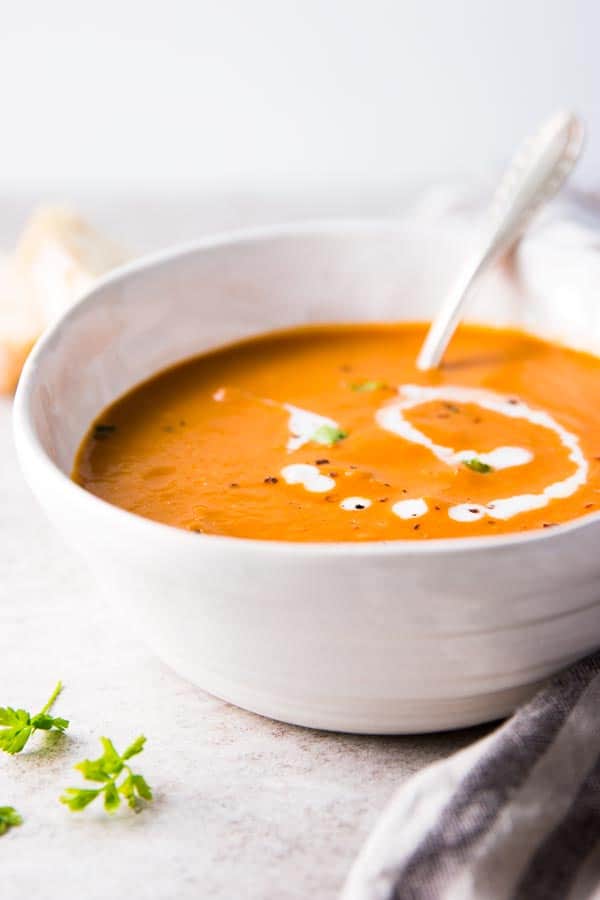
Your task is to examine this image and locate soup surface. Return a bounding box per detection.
[74,323,600,541]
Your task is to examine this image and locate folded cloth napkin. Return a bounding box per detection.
[343,651,600,900]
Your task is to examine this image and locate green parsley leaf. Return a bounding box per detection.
[74,759,112,783]
[311,425,348,446]
[98,737,124,776]
[463,458,494,474]
[61,735,152,815]
[60,788,101,811]
[132,774,153,801]
[122,735,147,760]
[0,806,22,835]
[0,682,68,755]
[103,782,120,814]
[351,380,386,392]
[118,773,135,805]
[31,713,69,731]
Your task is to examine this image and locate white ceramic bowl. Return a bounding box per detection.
[13,221,600,733]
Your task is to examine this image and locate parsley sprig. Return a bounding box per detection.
[60,735,152,814]
[463,458,494,474]
[0,807,22,835]
[0,681,69,755]
[311,424,348,446]
[351,380,387,392]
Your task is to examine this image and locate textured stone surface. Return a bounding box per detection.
[0,195,487,899]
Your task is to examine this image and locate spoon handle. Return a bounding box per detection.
[416,111,585,372]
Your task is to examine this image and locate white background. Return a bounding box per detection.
[1,0,598,192]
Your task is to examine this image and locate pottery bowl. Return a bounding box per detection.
[13,221,600,733]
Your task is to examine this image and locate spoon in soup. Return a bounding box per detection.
[416,111,585,371]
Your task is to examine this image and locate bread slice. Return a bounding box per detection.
[0,207,129,393]
[0,252,42,394]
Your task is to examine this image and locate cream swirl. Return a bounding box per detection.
[376,385,587,522]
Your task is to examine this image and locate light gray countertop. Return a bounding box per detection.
[0,192,487,899]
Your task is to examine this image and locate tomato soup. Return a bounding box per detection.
[73,323,600,541]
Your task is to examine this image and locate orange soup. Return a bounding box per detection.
[73,323,600,541]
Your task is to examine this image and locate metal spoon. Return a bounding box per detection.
[416,111,585,371]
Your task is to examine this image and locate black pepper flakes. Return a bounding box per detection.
[315,458,330,466]
[264,476,278,484]
[229,482,240,488]
[413,523,420,530]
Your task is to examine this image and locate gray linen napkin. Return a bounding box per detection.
[343,652,600,900]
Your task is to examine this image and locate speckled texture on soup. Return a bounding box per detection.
[73,323,600,541]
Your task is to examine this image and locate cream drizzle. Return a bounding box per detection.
[280,464,335,493]
[216,382,588,526]
[212,387,340,453]
[376,385,588,522]
[340,496,372,511]
[392,498,429,519]
[460,446,533,470]
[283,405,339,452]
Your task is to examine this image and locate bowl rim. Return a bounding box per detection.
[13,217,600,558]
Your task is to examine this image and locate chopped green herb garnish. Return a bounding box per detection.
[311,425,348,446]
[60,735,152,814]
[0,682,68,755]
[463,458,494,474]
[0,807,22,835]
[351,380,386,392]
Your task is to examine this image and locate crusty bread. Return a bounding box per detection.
[0,207,129,393]
[0,252,41,393]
